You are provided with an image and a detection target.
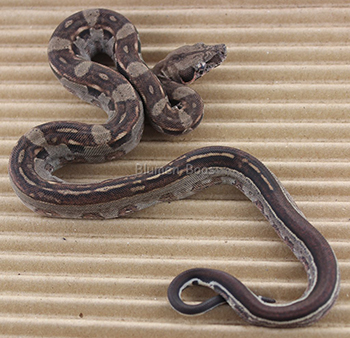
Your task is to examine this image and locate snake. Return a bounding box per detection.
[8,8,339,328]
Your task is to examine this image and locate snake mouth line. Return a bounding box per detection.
[197,44,227,78]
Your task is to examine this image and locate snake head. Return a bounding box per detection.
[153,43,227,84]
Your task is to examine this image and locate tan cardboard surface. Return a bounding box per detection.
[0,0,349,337]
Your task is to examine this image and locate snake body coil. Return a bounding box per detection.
[8,9,339,327]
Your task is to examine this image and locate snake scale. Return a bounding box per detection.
[8,8,339,328]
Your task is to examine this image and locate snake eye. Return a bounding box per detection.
[193,62,207,77]
[197,62,206,73]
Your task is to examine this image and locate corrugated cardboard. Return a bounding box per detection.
[0,1,349,337]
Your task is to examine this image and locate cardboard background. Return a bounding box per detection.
[0,1,349,337]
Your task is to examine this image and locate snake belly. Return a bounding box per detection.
[8,8,339,328]
[166,146,340,327]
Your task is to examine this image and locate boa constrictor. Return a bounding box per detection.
[8,8,339,328]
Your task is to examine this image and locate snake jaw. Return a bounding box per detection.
[194,43,227,78]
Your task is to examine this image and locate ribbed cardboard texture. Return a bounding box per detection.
[0,1,349,337]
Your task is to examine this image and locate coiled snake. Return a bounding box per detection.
[8,8,339,327]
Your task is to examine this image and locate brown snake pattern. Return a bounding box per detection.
[8,9,339,327]
[9,8,226,218]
